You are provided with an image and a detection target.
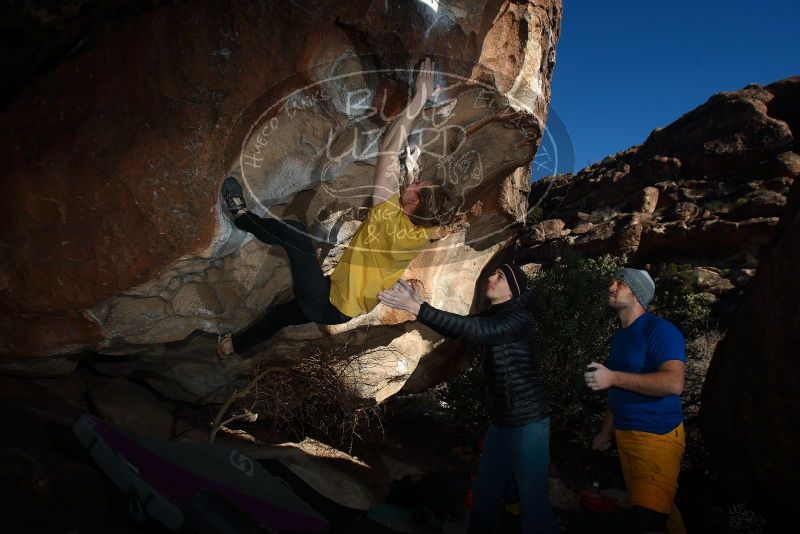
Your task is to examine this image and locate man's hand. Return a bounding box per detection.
[584,362,616,391]
[378,280,423,315]
[591,407,614,452]
[590,360,686,397]
[592,430,612,451]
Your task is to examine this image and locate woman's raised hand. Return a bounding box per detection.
[414,57,436,101]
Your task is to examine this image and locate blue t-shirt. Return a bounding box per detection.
[607,313,685,434]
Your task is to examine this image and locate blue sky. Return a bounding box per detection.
[533,0,800,179]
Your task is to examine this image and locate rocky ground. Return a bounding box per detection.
[0,368,777,533]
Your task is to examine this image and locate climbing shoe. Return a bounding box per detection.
[217,333,236,359]
[221,176,247,217]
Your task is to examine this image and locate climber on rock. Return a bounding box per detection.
[217,57,457,358]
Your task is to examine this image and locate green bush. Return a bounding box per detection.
[649,264,712,338]
[526,205,544,225]
[432,352,488,427]
[655,263,695,293]
[528,252,627,434]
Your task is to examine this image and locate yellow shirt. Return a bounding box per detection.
[329,194,433,317]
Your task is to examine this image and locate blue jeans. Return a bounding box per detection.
[468,417,557,534]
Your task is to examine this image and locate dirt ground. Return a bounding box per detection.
[0,371,779,534]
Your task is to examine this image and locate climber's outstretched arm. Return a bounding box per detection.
[372,57,436,206]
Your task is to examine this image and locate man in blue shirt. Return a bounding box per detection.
[584,268,687,534]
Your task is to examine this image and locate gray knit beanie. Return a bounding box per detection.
[615,268,655,308]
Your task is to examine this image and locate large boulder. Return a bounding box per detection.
[700,176,800,508]
[0,0,562,402]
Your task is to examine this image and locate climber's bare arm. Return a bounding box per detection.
[372,57,436,206]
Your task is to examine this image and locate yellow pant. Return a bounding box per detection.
[615,423,686,534]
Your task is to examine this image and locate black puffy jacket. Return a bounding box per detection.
[416,290,549,428]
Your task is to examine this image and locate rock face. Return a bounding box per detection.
[700,177,800,508]
[522,77,799,315]
[0,1,562,402]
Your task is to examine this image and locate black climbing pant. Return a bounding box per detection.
[231,211,350,354]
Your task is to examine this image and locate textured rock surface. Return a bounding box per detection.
[700,177,800,508]
[0,0,561,402]
[522,77,799,316]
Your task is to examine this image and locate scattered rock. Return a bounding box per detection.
[693,267,735,295]
[87,377,178,439]
[236,438,374,511]
[523,219,566,244]
[635,186,660,214]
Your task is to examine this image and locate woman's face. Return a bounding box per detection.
[399,180,435,214]
[485,269,512,302]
